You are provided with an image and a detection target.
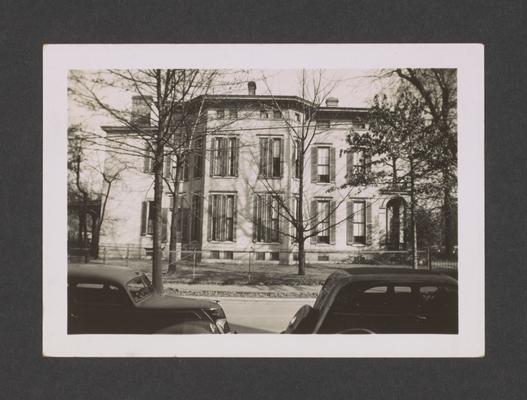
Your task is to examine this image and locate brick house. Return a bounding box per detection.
[99,82,408,263]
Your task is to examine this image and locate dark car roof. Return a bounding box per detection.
[331,267,457,285]
[313,268,457,310]
[68,265,222,311]
[68,265,144,286]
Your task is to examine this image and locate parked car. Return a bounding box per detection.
[283,268,458,334]
[68,265,230,334]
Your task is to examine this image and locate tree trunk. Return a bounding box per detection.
[167,163,181,275]
[81,193,88,249]
[297,238,306,276]
[442,171,454,256]
[92,176,114,260]
[90,215,100,258]
[78,211,85,249]
[297,140,306,276]
[409,159,418,269]
[152,144,165,295]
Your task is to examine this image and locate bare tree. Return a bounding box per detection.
[70,69,246,292]
[162,85,246,274]
[70,69,223,293]
[248,70,360,275]
[68,124,124,258]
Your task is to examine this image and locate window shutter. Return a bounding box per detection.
[311,147,318,182]
[310,200,317,244]
[292,141,297,179]
[197,197,203,241]
[199,140,205,177]
[219,196,223,241]
[365,153,372,176]
[219,138,227,176]
[190,197,195,241]
[279,138,284,177]
[143,149,151,173]
[187,149,194,180]
[365,201,372,245]
[164,156,171,178]
[209,138,216,176]
[258,138,265,177]
[232,195,237,242]
[140,201,147,236]
[186,158,191,181]
[267,138,274,177]
[346,150,353,184]
[233,138,239,177]
[207,195,213,241]
[252,195,258,242]
[330,147,336,183]
[329,200,336,244]
[279,199,285,243]
[261,195,267,242]
[182,208,189,243]
[347,201,354,245]
[161,208,168,242]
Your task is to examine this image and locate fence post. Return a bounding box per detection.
[427,247,432,271]
[126,244,130,267]
[192,249,196,280]
[103,247,106,264]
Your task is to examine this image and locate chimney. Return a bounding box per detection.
[325,97,339,107]
[248,81,256,96]
[131,95,153,125]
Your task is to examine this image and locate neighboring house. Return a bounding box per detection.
[99,83,408,263]
[67,129,103,258]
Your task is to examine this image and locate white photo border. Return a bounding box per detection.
[43,44,484,357]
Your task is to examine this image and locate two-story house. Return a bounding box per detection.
[99,82,408,263]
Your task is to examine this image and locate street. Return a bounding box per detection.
[213,297,316,334]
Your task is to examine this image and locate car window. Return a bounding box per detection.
[331,284,417,314]
[353,286,390,311]
[71,282,128,306]
[76,283,104,289]
[418,285,457,313]
[127,276,154,302]
[364,286,387,293]
[331,285,389,313]
[394,286,412,293]
[314,274,344,309]
[391,286,415,309]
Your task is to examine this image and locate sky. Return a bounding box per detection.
[213,69,392,108]
[68,69,395,134]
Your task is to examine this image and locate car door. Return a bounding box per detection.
[318,283,421,334]
[69,281,134,334]
[318,284,392,333]
[416,284,458,333]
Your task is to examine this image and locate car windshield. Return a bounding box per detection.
[126,275,154,302]
[314,273,345,309]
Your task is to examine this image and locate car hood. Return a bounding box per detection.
[137,294,220,311]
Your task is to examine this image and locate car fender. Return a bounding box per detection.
[154,320,217,334]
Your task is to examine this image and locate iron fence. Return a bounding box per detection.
[74,245,457,284]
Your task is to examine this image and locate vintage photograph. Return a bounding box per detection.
[67,67,458,335]
[42,44,484,357]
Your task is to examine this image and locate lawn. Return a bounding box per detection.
[83,258,412,286]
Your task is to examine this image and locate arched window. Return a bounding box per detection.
[386,197,407,250]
